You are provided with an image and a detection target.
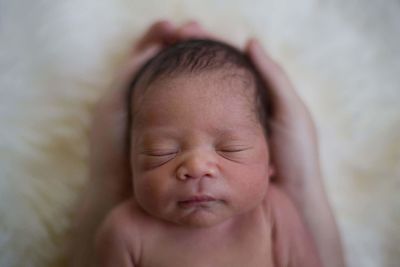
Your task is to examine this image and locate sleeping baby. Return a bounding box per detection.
[92,39,322,267]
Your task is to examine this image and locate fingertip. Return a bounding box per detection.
[175,20,211,41]
[153,20,177,41]
[247,37,259,47]
[247,38,277,70]
[182,20,201,28]
[245,38,254,53]
[143,43,162,53]
[152,19,175,32]
[246,37,262,56]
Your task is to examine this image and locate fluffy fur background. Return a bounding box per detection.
[0,0,399,266]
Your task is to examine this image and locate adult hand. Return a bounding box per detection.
[245,39,321,199]
[246,39,346,267]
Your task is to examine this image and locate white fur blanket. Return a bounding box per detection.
[0,0,399,266]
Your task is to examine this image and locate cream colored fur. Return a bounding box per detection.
[0,0,399,266]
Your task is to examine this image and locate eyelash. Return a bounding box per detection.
[220,148,244,152]
[218,146,250,153]
[141,145,250,159]
[146,148,248,155]
[144,151,178,157]
[140,150,178,169]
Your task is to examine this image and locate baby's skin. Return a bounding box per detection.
[93,71,321,267]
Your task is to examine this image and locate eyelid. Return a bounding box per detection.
[141,149,179,157]
[217,145,252,153]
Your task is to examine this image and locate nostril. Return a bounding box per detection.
[176,156,218,181]
[176,168,193,181]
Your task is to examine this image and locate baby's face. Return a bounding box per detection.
[130,71,273,228]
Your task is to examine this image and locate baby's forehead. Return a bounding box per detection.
[133,68,256,105]
[130,69,260,128]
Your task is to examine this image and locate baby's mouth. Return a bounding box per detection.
[178,195,216,208]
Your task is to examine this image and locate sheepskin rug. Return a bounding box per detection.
[0,0,399,266]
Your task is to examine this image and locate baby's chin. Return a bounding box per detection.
[137,195,266,229]
[165,201,241,229]
[174,207,230,228]
[141,201,235,229]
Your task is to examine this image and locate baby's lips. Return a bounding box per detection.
[179,195,216,203]
[177,195,217,208]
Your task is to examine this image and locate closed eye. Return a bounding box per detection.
[218,146,252,153]
[139,150,178,169]
[143,151,178,157]
[217,146,253,163]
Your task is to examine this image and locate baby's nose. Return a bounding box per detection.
[176,152,218,181]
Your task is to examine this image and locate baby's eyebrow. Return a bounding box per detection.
[212,125,260,138]
[135,125,260,143]
[136,127,180,140]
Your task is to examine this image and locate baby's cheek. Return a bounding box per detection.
[222,161,269,189]
[133,170,173,206]
[133,178,161,214]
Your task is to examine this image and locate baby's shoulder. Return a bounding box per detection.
[95,199,152,253]
[107,199,150,224]
[94,200,152,265]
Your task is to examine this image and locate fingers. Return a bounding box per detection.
[134,20,176,51]
[118,20,177,90]
[122,21,217,89]
[246,39,291,93]
[174,21,215,41]
[103,20,221,119]
[116,44,161,90]
[135,20,214,51]
[245,38,307,111]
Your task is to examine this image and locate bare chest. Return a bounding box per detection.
[137,213,274,267]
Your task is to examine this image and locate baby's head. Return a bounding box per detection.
[127,39,274,228]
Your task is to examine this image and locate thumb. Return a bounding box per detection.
[246,39,293,96]
[245,38,305,112]
[115,44,162,91]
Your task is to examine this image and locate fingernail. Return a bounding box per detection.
[185,20,199,27]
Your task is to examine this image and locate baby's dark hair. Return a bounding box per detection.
[127,39,274,142]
